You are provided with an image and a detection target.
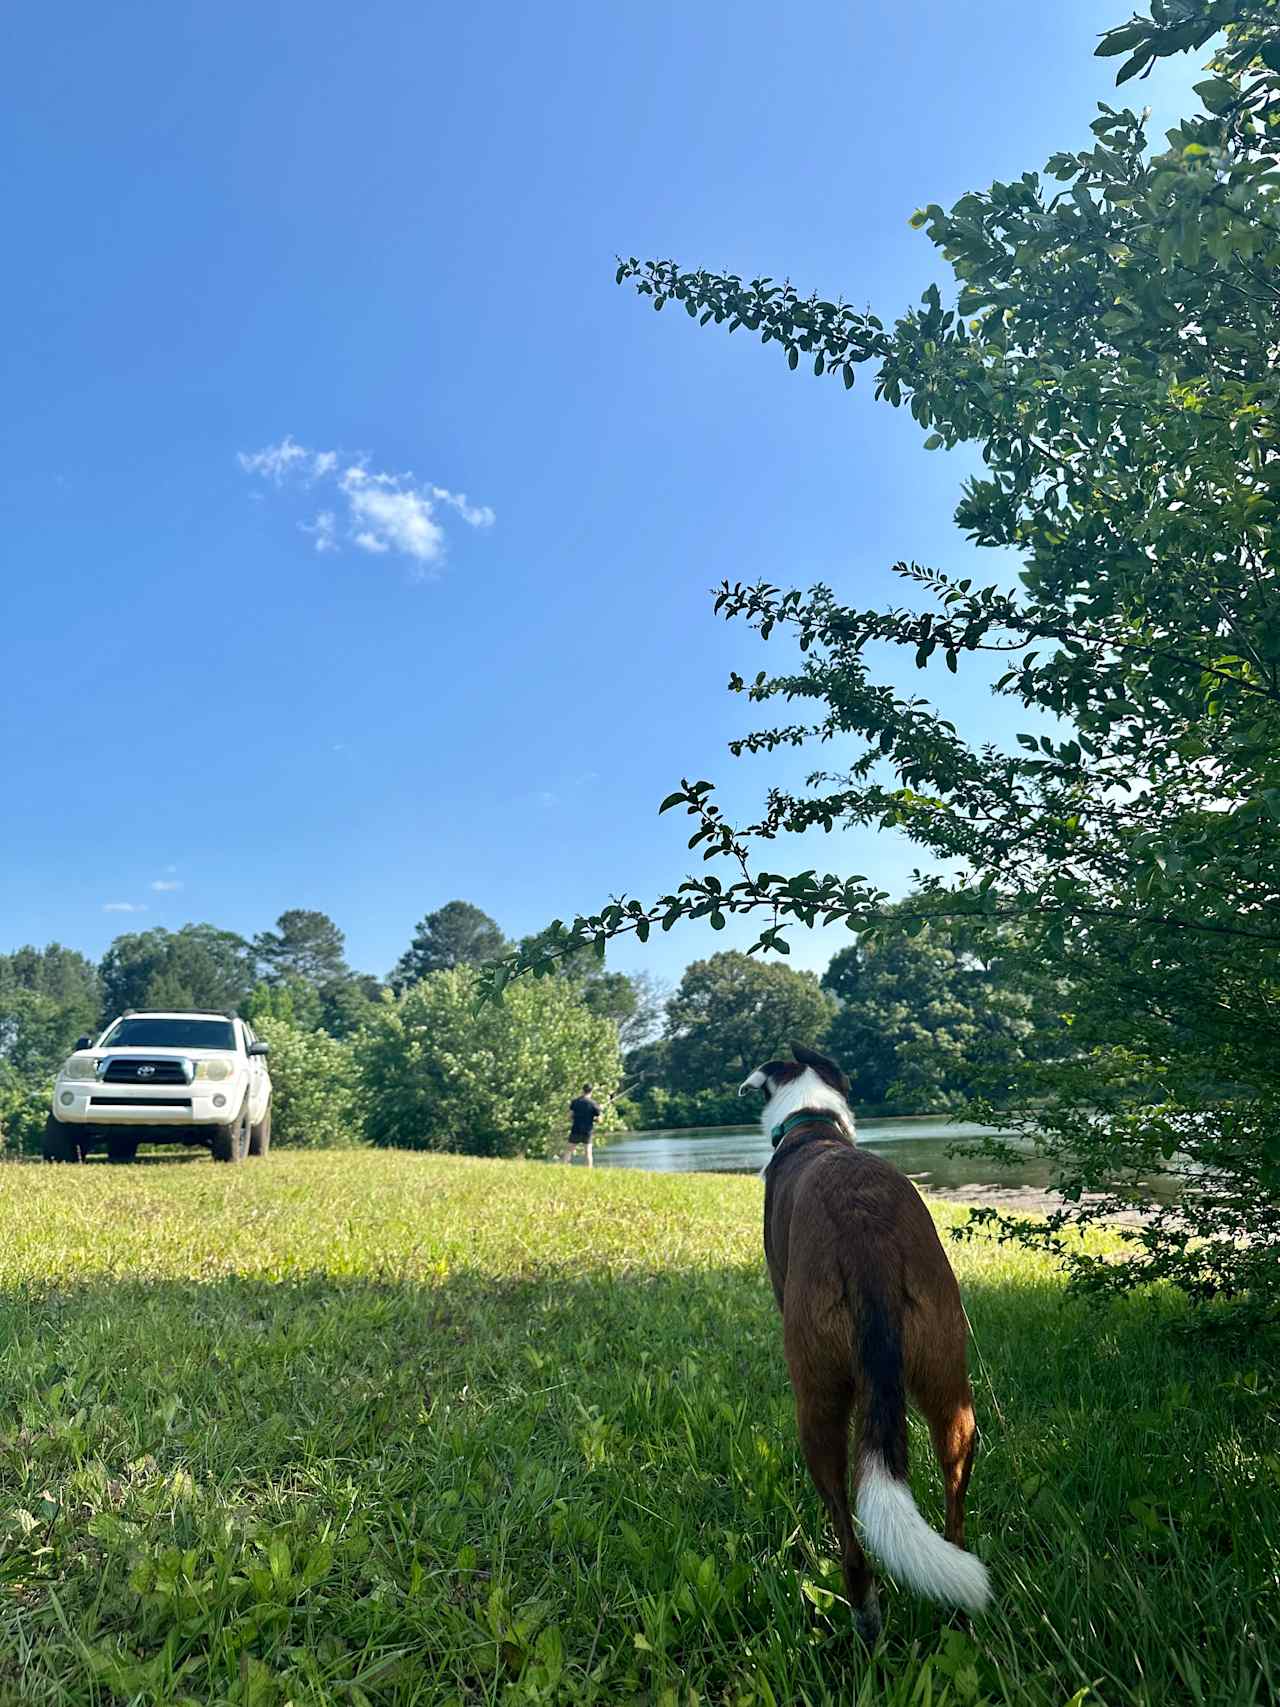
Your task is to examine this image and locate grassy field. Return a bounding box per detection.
[0,1153,1276,1707]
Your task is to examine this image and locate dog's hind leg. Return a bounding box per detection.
[793,1383,881,1644]
[926,1387,978,1551]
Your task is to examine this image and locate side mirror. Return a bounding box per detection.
[75,1036,92,1051]
[248,1041,270,1057]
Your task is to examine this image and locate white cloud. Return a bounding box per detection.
[431,486,496,529]
[103,901,147,913]
[238,437,493,572]
[237,436,314,483]
[342,469,445,565]
[151,879,183,892]
[299,510,338,553]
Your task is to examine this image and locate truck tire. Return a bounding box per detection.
[42,1117,83,1163]
[107,1135,140,1164]
[248,1103,272,1158]
[210,1099,249,1164]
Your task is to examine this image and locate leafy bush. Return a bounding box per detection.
[254,1018,365,1149]
[0,1077,50,1157]
[361,966,620,1158]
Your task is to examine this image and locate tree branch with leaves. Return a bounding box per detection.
[491,0,1280,1314]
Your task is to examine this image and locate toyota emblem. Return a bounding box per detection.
[138,1065,156,1078]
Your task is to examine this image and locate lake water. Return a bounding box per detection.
[596,1116,1047,1193]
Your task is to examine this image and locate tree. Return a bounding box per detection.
[255,910,349,988]
[243,979,323,1032]
[579,970,639,1029]
[362,965,620,1158]
[244,970,384,1039]
[662,951,837,1096]
[822,903,1063,1111]
[99,925,255,1019]
[0,943,100,1078]
[316,973,384,1040]
[1,943,100,1015]
[616,970,667,1055]
[0,989,86,1082]
[501,3,1280,1313]
[517,932,666,1054]
[392,902,508,990]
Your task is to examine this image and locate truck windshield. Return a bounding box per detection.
[100,1018,237,1051]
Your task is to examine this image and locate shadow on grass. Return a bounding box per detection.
[1,1260,1276,1707]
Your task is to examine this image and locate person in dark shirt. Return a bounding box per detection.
[563,1084,601,1167]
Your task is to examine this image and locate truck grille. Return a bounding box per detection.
[101,1058,190,1086]
[91,1096,192,1108]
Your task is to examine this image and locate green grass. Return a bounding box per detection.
[0,1152,1276,1707]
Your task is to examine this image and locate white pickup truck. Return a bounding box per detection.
[45,1009,273,1164]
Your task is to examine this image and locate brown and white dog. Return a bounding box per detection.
[743,1043,990,1638]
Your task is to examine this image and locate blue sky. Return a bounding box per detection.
[1,2,1204,989]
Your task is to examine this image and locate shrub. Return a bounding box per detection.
[254,1017,365,1149]
[361,966,620,1158]
[0,1077,50,1157]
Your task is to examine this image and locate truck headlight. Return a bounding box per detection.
[194,1059,234,1082]
[60,1057,98,1082]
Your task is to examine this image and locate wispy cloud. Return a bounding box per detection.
[237,436,314,483]
[103,901,147,913]
[431,486,496,529]
[151,879,183,893]
[238,437,494,573]
[298,510,338,553]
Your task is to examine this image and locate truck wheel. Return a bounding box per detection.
[42,1117,83,1163]
[210,1099,249,1164]
[248,1104,272,1158]
[107,1135,140,1164]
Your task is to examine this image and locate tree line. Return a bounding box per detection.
[624,906,1065,1128]
[0,902,631,1157]
[0,895,1059,1154]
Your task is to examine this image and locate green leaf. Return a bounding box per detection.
[1194,78,1237,115]
[1095,22,1146,58]
[1115,49,1153,84]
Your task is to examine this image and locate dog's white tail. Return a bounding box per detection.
[856,1454,991,1614]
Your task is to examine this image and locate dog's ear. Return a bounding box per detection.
[791,1042,851,1098]
[740,1060,795,1095]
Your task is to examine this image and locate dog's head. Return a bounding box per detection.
[739,1042,851,1101]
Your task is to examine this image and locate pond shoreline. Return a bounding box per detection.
[907,1179,1148,1223]
[600,1118,1158,1224]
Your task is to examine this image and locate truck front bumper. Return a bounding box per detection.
[50,1085,243,1126]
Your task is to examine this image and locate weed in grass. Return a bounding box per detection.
[0,1152,1276,1705]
